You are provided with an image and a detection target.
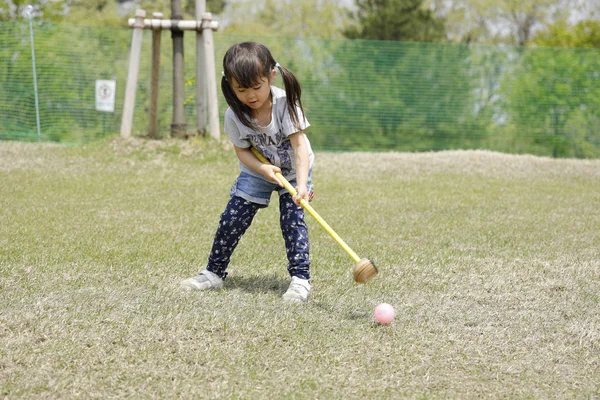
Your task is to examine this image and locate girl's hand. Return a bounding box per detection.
[259,164,284,187]
[293,184,309,206]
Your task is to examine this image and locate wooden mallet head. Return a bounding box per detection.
[353,258,377,284]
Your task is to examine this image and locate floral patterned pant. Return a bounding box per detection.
[206,195,310,280]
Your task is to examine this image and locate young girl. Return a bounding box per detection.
[181,42,314,302]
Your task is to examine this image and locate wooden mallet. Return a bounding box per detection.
[250,147,377,284]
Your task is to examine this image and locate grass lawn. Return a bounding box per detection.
[1,138,599,398]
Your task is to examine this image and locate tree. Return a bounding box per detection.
[222,0,349,38]
[344,0,445,42]
[126,0,226,17]
[498,0,551,45]
[1,0,68,21]
[185,0,225,16]
[65,0,226,27]
[258,0,347,38]
[427,0,562,45]
[511,19,600,157]
[535,20,600,48]
[501,43,600,158]
[67,0,124,26]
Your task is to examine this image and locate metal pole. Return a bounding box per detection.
[23,5,41,141]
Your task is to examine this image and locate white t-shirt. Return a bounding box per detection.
[224,86,314,181]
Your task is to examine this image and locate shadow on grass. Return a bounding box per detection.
[225,274,289,294]
[311,301,371,322]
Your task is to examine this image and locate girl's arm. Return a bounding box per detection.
[234,145,283,187]
[289,131,310,206]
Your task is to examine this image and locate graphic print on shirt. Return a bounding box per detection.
[249,128,293,176]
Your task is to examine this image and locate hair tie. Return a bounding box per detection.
[221,71,227,80]
[274,62,281,73]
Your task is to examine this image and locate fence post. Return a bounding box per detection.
[148,12,163,139]
[170,0,187,138]
[202,13,220,140]
[195,0,207,136]
[120,9,146,139]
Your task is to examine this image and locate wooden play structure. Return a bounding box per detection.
[120,0,220,140]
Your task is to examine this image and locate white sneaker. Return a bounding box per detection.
[282,276,310,302]
[180,270,223,290]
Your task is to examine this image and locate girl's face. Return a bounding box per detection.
[230,72,275,113]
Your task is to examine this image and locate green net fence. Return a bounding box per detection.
[2,21,600,157]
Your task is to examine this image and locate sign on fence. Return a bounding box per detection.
[95,80,116,112]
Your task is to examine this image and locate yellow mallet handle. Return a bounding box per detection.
[250,147,361,263]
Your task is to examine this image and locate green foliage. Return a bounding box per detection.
[501,46,600,158]
[0,0,69,22]
[299,39,477,151]
[344,0,445,42]
[0,21,130,143]
[66,0,127,26]
[481,0,559,45]
[193,0,226,15]
[429,0,563,45]
[535,20,600,48]
[2,22,600,157]
[135,0,226,18]
[64,0,226,27]
[222,0,348,38]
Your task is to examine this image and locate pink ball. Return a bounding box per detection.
[374,303,395,324]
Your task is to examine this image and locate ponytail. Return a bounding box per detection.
[276,64,305,132]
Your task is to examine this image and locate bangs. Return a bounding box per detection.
[228,60,268,88]
[223,42,273,88]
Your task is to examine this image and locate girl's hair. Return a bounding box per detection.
[221,42,305,130]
